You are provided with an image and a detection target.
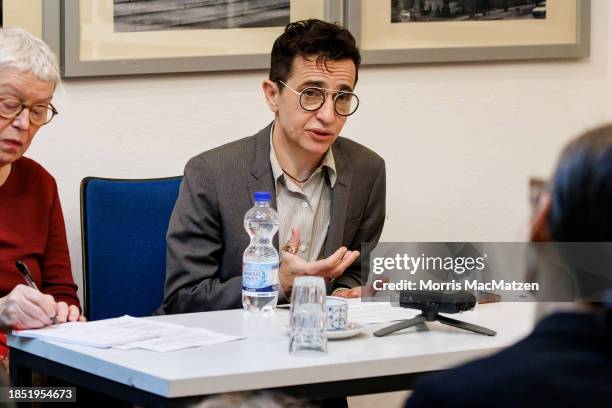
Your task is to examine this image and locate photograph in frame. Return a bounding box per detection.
[113,0,291,32]
[57,0,339,76]
[391,0,547,23]
[347,0,589,65]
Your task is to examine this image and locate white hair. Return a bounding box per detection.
[0,27,60,87]
[192,391,314,408]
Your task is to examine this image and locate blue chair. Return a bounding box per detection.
[80,176,181,320]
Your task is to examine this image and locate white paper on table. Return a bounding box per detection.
[109,316,243,352]
[13,315,243,351]
[114,327,243,352]
[346,300,419,325]
[12,320,154,348]
[101,315,182,337]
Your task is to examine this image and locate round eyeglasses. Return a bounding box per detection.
[0,98,59,126]
[277,81,359,117]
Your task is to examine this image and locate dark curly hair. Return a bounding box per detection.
[269,19,361,87]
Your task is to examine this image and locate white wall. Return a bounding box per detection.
[27,1,611,302]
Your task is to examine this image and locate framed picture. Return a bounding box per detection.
[345,0,590,64]
[50,0,343,77]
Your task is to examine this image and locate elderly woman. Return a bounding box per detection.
[0,28,82,372]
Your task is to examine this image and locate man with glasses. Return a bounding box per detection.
[160,19,386,314]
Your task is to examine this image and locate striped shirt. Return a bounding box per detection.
[269,129,336,263]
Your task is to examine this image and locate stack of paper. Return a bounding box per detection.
[109,317,243,352]
[13,316,242,352]
[12,321,153,348]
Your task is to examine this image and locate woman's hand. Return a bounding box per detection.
[0,285,57,331]
[55,302,83,323]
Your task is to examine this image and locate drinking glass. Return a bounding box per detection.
[289,276,327,355]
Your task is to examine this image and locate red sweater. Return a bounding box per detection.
[0,157,80,358]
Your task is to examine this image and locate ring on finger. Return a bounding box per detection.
[281,243,298,255]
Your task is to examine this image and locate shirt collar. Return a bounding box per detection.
[269,124,337,187]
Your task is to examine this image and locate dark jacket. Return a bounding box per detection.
[159,123,386,313]
[406,312,612,408]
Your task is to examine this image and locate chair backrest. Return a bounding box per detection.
[80,176,181,320]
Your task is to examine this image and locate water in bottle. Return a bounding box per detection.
[242,191,280,313]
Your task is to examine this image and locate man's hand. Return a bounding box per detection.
[334,276,390,299]
[279,228,360,295]
[0,285,57,331]
[333,287,363,299]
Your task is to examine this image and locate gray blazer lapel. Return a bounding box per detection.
[323,142,352,258]
[247,122,279,249]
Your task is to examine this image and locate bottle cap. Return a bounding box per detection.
[253,191,272,202]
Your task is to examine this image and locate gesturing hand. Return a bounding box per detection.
[279,228,360,295]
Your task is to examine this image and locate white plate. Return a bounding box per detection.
[326,322,364,340]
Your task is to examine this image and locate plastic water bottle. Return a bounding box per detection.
[242,191,280,313]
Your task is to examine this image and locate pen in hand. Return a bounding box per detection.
[15,260,58,325]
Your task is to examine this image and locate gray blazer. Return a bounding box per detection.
[159,123,386,313]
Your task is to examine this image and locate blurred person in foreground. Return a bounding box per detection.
[405,124,612,408]
[0,28,82,374]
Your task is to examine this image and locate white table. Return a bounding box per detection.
[9,302,535,406]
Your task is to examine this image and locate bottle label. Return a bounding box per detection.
[242,262,279,297]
